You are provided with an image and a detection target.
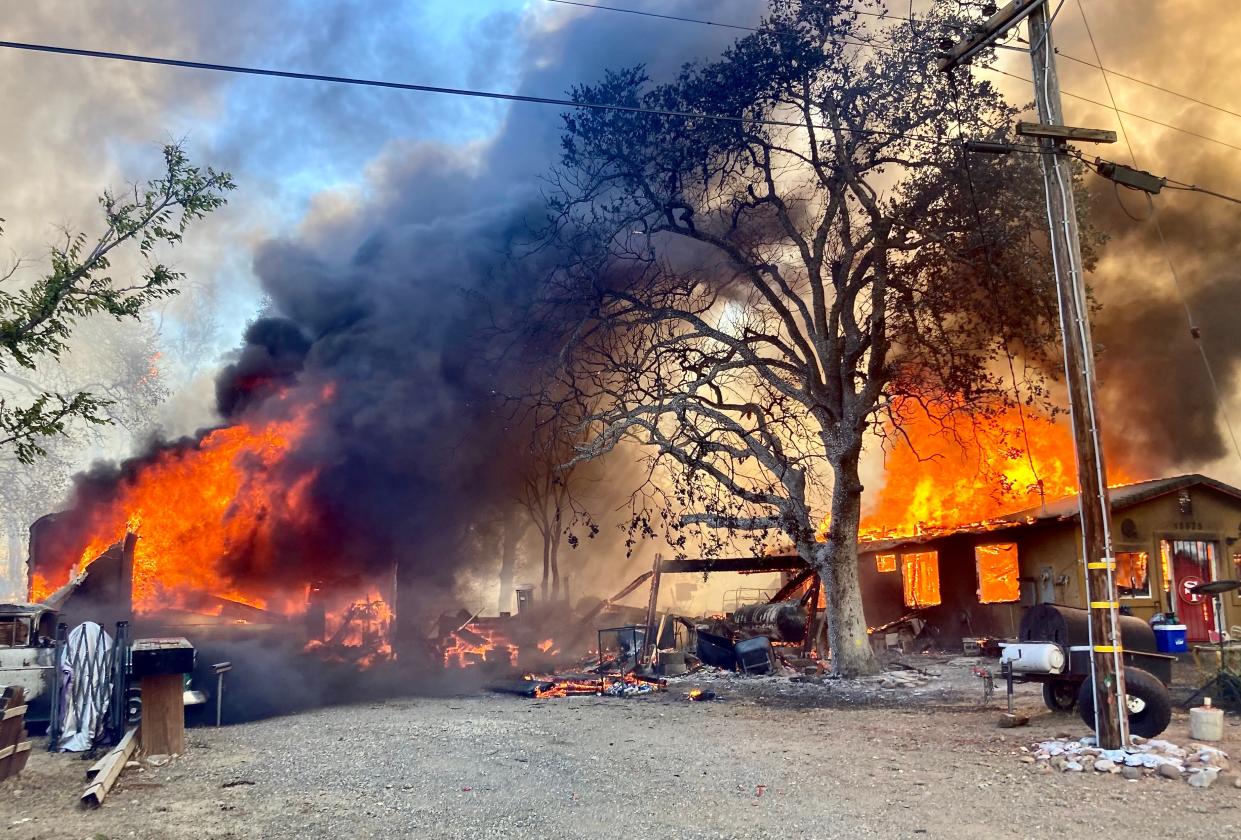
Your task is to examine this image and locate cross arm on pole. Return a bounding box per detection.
[937,0,1046,71]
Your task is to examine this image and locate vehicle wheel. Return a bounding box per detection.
[1077,666,1172,738]
[1042,680,1078,712]
[125,688,142,725]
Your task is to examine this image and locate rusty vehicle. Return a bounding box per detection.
[0,602,59,729]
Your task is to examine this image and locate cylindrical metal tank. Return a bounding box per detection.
[1018,603,1172,684]
[731,601,806,643]
[1018,603,1157,652]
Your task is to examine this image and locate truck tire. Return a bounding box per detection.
[1077,666,1172,739]
[1042,680,1078,712]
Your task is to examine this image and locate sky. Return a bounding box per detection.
[1,0,1239,489]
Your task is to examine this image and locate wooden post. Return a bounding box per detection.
[642,554,663,665]
[1028,3,1128,749]
[937,0,1129,748]
[802,575,822,658]
[139,674,185,755]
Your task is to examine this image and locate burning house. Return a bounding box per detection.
[847,473,1241,649]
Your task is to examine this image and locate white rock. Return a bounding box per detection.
[1064,761,1084,773]
[1095,759,1117,772]
[1187,768,1219,789]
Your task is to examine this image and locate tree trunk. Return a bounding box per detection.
[549,508,562,599]
[5,519,22,600]
[809,447,880,677]
[497,517,525,614]
[540,532,551,601]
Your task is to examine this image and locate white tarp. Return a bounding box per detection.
[57,621,113,752]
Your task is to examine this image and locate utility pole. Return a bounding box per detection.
[940,0,1129,748]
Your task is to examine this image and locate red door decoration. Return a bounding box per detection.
[1163,540,1217,642]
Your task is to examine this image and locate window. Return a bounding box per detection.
[1115,551,1151,599]
[875,553,897,573]
[902,551,941,608]
[975,543,1020,603]
[0,617,31,647]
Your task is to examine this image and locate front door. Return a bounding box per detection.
[1162,539,1218,642]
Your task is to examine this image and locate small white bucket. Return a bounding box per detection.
[1190,698,1224,742]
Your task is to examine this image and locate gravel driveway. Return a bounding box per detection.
[3,675,1239,839]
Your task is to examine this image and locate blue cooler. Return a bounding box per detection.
[1154,624,1188,654]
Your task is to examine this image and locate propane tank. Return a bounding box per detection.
[1190,697,1224,742]
[1000,642,1066,674]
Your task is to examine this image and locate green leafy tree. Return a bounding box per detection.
[0,144,233,461]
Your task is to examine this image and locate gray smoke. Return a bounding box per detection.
[1089,137,1241,470]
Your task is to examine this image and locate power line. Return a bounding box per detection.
[1072,151,1241,210]
[1074,0,1137,164]
[1071,0,1241,475]
[1055,51,1241,124]
[545,0,964,32]
[1163,181,1241,207]
[552,0,1241,128]
[1145,193,1241,471]
[0,38,1052,154]
[555,0,1241,155]
[946,69,1047,511]
[544,0,910,52]
[979,65,1241,154]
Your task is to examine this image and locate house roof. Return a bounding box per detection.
[1000,473,1241,523]
[857,473,1241,555]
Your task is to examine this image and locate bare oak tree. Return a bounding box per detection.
[542,1,1074,676]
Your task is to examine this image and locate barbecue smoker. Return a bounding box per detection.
[1000,604,1175,737]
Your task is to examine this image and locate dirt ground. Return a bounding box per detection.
[3,660,1240,840]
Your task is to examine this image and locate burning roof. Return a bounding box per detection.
[840,472,1241,557]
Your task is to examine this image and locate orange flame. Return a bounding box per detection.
[818,401,1139,542]
[441,623,519,669]
[30,396,322,613]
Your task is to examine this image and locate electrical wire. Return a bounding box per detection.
[945,66,1047,513]
[979,65,1241,155]
[0,38,1055,155]
[543,0,912,52]
[546,1,1241,158]
[1163,181,1241,207]
[1030,6,1127,740]
[1055,50,1241,124]
[1074,0,1241,476]
[546,0,967,32]
[1074,1,1137,164]
[1069,149,1241,208]
[1145,194,1241,470]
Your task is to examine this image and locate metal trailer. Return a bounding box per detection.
[1001,603,1175,737]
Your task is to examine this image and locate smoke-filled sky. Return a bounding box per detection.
[2,0,1239,523]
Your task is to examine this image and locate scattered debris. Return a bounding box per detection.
[998,713,1029,728]
[80,727,138,808]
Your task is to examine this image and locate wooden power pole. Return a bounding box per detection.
[940,0,1129,748]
